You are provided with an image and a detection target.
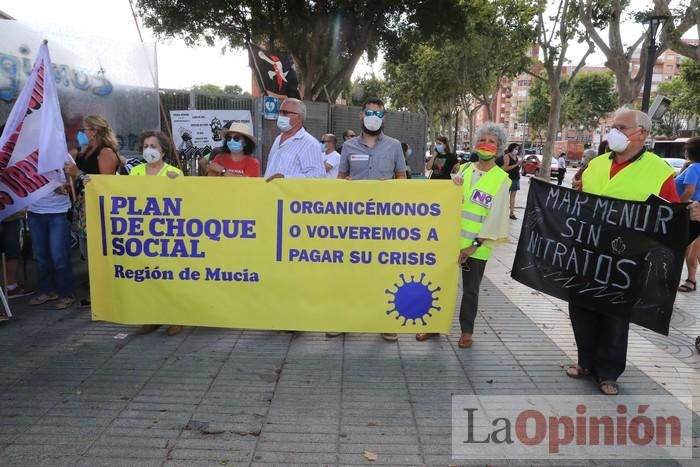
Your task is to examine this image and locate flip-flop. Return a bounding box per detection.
[565,366,592,378]
[598,379,619,396]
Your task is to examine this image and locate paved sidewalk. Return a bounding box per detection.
[0,172,698,466]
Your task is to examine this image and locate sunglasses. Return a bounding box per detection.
[364,109,385,118]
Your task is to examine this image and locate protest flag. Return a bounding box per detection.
[248,43,301,99]
[0,41,67,220]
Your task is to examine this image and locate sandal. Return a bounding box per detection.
[565,366,591,378]
[598,379,619,396]
[695,336,700,352]
[678,279,696,292]
[457,333,473,348]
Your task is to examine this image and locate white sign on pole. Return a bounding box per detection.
[169,110,254,156]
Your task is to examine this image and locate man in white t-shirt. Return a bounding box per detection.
[557,152,567,186]
[321,133,341,179]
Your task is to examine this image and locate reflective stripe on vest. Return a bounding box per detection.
[460,163,509,261]
[582,151,674,201]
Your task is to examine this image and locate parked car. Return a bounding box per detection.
[663,157,687,176]
[521,154,557,178]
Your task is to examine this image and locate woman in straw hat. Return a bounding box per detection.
[206,122,260,177]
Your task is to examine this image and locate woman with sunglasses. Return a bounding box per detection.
[206,123,260,177]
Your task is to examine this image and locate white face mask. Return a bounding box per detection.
[277,115,293,132]
[607,128,631,153]
[143,147,162,164]
[363,115,383,132]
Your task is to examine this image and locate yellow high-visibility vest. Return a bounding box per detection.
[459,163,510,261]
[582,151,674,201]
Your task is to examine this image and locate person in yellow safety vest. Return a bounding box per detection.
[130,130,185,337]
[416,122,511,347]
[566,107,681,396]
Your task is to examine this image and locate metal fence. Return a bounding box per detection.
[159,90,427,175]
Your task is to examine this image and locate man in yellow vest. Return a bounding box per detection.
[567,107,680,395]
[416,122,511,347]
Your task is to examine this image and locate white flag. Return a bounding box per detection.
[0,41,67,221]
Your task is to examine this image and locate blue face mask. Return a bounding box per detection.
[227,139,243,153]
[321,142,328,153]
[77,131,89,146]
[436,144,445,153]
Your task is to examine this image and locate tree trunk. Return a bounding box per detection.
[540,84,562,180]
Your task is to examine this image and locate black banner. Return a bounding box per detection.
[248,44,300,99]
[512,179,688,335]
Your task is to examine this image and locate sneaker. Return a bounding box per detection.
[136,324,160,335]
[29,293,59,306]
[55,297,75,310]
[167,325,183,336]
[7,285,34,299]
[381,333,398,342]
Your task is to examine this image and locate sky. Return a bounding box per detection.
[0,0,695,92]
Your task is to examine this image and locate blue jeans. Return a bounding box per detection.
[27,212,72,298]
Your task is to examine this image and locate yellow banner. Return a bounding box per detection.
[85,176,461,333]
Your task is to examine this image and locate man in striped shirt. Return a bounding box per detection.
[264,98,326,180]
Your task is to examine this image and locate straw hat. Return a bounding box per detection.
[218,122,257,145]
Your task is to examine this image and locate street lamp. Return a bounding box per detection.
[641,15,669,113]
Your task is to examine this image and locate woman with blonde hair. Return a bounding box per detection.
[64,115,121,307]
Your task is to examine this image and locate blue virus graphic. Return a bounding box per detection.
[385,273,441,325]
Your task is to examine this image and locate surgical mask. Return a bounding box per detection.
[142,147,162,164]
[77,131,88,146]
[607,128,631,153]
[321,142,328,153]
[475,142,497,160]
[363,115,383,132]
[435,144,445,153]
[406,149,413,157]
[227,139,243,153]
[277,115,292,132]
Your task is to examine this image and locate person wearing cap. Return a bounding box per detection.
[207,122,260,177]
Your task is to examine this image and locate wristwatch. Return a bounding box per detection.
[471,239,482,248]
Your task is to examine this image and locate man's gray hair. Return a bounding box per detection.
[614,106,651,131]
[473,122,508,156]
[286,98,307,120]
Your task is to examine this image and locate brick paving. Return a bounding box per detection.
[0,171,697,466]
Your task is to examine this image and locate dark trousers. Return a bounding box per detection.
[569,303,629,381]
[459,257,487,334]
[557,167,566,185]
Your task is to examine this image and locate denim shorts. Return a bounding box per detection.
[509,179,520,192]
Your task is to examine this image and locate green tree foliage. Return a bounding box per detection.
[192,84,249,96]
[343,75,388,106]
[136,0,465,102]
[562,71,617,130]
[652,60,700,136]
[384,43,461,141]
[455,0,540,120]
[579,0,698,104]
